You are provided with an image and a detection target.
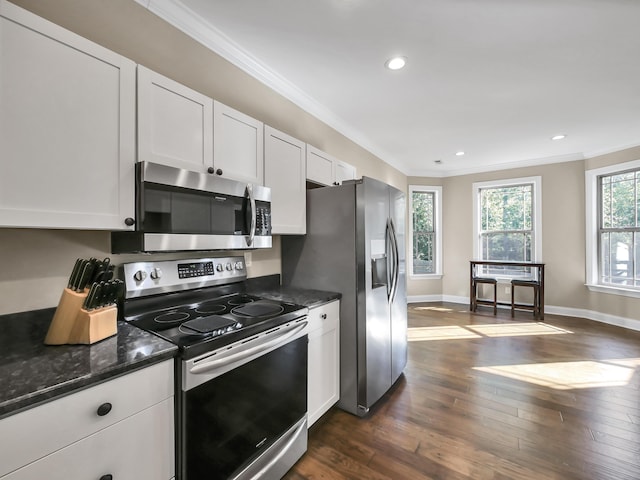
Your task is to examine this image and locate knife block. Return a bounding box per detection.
[67,306,117,345]
[44,288,117,345]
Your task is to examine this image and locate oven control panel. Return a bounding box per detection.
[122,256,247,298]
[178,261,215,279]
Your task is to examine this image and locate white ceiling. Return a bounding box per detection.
[139,0,640,177]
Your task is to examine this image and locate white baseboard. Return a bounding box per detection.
[407,295,640,332]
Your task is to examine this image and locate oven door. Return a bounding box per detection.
[179,319,308,480]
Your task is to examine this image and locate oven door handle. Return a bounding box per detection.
[245,183,256,247]
[190,321,307,375]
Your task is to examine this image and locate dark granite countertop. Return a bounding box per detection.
[0,308,177,420]
[249,286,341,308]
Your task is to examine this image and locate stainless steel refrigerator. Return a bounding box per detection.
[282,176,407,417]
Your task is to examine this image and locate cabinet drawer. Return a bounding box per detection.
[2,398,174,480]
[0,360,173,477]
[307,300,340,336]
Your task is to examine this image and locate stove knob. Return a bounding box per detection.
[133,270,147,282]
[216,264,224,273]
[225,263,233,271]
[234,261,244,270]
[150,268,163,280]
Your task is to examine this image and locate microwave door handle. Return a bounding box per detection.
[245,184,256,247]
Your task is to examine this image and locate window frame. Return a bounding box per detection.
[586,159,640,298]
[408,185,442,279]
[472,176,542,279]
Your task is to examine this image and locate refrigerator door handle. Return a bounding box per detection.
[385,219,393,299]
[389,218,400,302]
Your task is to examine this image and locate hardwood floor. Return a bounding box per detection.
[284,303,640,480]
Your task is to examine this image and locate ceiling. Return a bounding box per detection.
[138,0,640,177]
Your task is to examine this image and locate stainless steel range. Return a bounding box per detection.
[120,256,309,480]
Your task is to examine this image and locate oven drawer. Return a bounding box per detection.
[0,360,173,477]
[2,398,174,480]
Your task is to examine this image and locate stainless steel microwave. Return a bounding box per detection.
[111,162,272,253]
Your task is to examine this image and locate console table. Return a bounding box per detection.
[469,260,545,319]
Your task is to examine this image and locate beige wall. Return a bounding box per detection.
[0,0,404,315]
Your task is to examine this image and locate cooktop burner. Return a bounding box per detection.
[194,301,227,315]
[180,316,237,335]
[155,311,191,324]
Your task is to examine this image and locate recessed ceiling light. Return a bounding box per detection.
[385,56,407,70]
[551,134,567,141]
[455,151,465,156]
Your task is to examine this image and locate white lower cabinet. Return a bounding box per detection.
[0,360,174,480]
[307,300,340,427]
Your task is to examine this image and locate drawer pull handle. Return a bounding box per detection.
[96,402,112,416]
[100,475,113,480]
[321,314,327,319]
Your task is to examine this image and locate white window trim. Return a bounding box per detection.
[472,176,542,280]
[409,185,442,279]
[585,158,640,298]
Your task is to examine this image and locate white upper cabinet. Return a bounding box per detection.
[264,126,306,234]
[0,0,136,230]
[137,65,213,172]
[213,101,264,185]
[306,145,356,187]
[334,159,357,185]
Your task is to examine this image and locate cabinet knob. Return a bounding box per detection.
[99,475,113,480]
[333,182,339,186]
[124,217,135,226]
[216,168,223,176]
[96,402,112,416]
[207,167,224,176]
[321,313,327,319]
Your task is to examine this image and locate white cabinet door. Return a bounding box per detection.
[214,101,264,185]
[137,65,213,172]
[264,126,306,234]
[0,1,135,230]
[306,145,335,186]
[3,398,175,480]
[334,159,357,185]
[306,145,356,187]
[307,300,340,427]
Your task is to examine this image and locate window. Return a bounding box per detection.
[586,160,640,296]
[473,177,542,277]
[409,185,442,277]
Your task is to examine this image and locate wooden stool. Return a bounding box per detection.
[511,279,541,319]
[472,277,497,315]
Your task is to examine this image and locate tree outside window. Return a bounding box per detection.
[599,169,640,287]
[409,186,441,277]
[412,191,435,274]
[473,177,541,278]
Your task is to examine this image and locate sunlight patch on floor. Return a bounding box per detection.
[413,306,454,312]
[473,358,640,389]
[408,325,481,341]
[466,322,572,337]
[408,322,572,342]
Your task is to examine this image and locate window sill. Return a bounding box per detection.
[586,284,640,299]
[410,274,443,280]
